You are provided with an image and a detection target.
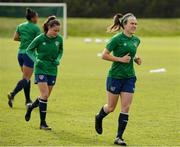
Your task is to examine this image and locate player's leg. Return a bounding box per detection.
[22,54,34,105]
[8,53,27,108]
[25,75,56,125]
[38,75,56,130]
[95,77,120,134]
[25,74,46,122]
[22,65,33,105]
[95,92,119,134]
[38,82,51,130]
[114,77,136,146]
[114,92,133,146]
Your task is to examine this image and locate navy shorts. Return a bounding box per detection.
[18,53,34,68]
[106,77,137,94]
[35,74,57,86]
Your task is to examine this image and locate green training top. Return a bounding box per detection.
[106,32,140,79]
[16,21,40,54]
[26,33,63,76]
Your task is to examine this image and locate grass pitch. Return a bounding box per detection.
[0,36,179,146]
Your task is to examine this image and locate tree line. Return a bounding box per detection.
[1,0,180,18]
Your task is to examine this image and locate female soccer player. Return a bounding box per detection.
[8,8,40,108]
[95,13,142,146]
[25,16,63,130]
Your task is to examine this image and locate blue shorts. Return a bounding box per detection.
[18,53,34,68]
[35,74,57,86]
[106,77,137,94]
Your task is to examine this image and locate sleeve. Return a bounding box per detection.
[106,37,118,52]
[55,38,63,65]
[26,36,39,62]
[35,26,41,37]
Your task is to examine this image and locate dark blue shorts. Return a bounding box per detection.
[35,74,57,86]
[106,77,137,94]
[18,53,34,68]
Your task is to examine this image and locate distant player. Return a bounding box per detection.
[95,13,142,146]
[8,8,40,108]
[25,16,63,130]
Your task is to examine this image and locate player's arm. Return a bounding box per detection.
[134,55,142,65]
[54,39,63,65]
[26,37,39,62]
[13,32,20,41]
[102,48,131,63]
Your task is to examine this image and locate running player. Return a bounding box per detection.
[25,16,63,130]
[8,8,40,108]
[95,13,142,146]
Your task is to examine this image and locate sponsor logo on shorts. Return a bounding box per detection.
[39,75,44,80]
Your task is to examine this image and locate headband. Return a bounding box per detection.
[119,14,135,25]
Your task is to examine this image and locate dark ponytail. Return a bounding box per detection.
[43,15,57,33]
[107,13,135,33]
[107,13,123,33]
[26,8,37,21]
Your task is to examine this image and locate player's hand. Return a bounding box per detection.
[134,56,142,65]
[119,53,131,63]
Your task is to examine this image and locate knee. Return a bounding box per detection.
[121,104,131,113]
[107,106,116,113]
[41,92,49,100]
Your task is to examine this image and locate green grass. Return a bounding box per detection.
[0,36,180,146]
[0,17,180,37]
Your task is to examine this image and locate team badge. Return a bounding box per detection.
[39,75,44,80]
[110,86,116,92]
[55,41,59,46]
[133,42,138,47]
[42,42,46,45]
[123,43,127,46]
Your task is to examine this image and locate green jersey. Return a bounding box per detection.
[106,32,140,79]
[26,33,63,76]
[16,21,40,54]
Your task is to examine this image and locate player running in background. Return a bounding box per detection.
[25,16,63,130]
[95,13,142,146]
[8,8,40,108]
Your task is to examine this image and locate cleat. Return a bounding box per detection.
[25,105,32,121]
[95,114,103,134]
[114,137,127,146]
[40,122,52,130]
[8,93,14,108]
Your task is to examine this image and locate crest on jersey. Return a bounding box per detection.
[42,42,46,45]
[123,43,127,46]
[39,75,44,80]
[55,41,60,46]
[133,42,138,47]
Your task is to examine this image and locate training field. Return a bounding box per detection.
[0,35,179,146]
[0,17,180,145]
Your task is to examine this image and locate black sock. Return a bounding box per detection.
[30,98,39,110]
[97,106,108,120]
[39,98,47,125]
[11,79,28,98]
[23,80,31,102]
[117,113,129,139]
